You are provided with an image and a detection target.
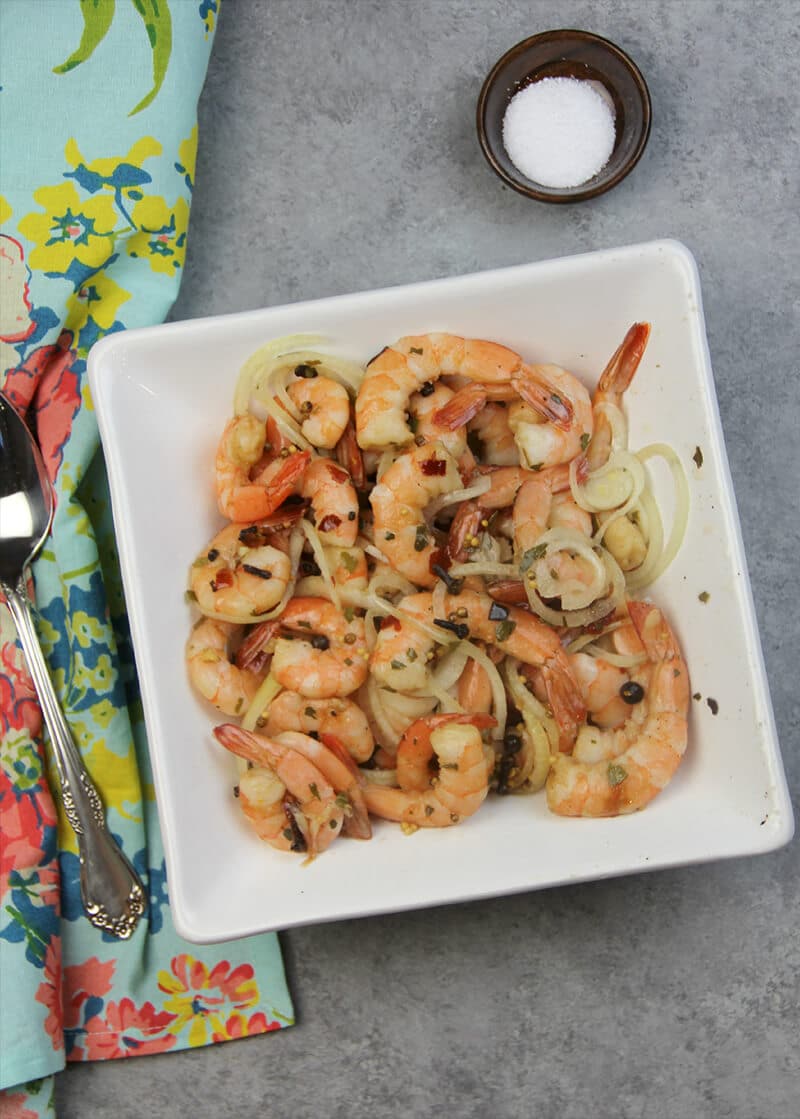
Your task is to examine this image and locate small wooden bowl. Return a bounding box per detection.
[477,29,651,203]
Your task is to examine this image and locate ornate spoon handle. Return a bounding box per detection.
[4,577,146,939]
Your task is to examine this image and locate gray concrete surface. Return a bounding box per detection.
[57,1,799,1116]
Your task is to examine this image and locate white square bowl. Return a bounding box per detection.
[89,240,793,943]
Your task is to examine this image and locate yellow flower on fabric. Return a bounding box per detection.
[18,181,118,274]
[126,195,189,275]
[0,195,11,225]
[158,956,260,1047]
[65,270,131,339]
[64,136,163,213]
[176,126,198,191]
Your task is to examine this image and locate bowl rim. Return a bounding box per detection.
[476,27,652,203]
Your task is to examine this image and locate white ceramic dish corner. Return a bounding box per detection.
[88,239,793,943]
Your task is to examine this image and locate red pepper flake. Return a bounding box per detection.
[318,514,342,532]
[421,457,446,476]
[211,569,234,591]
[327,464,350,484]
[381,615,402,632]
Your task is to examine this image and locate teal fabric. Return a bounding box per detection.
[0,3,293,1112]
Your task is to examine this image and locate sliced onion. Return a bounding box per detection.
[241,672,282,732]
[460,640,507,741]
[426,474,492,518]
[625,443,690,590]
[233,334,324,415]
[501,658,556,792]
[300,520,341,610]
[448,560,518,580]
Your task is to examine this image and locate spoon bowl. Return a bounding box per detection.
[0,394,53,581]
[0,392,146,939]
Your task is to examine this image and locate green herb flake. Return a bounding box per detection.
[309,782,321,800]
[384,531,396,541]
[580,432,591,451]
[607,763,628,787]
[335,793,351,810]
[235,697,244,714]
[407,648,418,661]
[344,606,355,622]
[184,589,198,603]
[410,346,424,355]
[693,446,704,468]
[390,659,406,670]
[414,525,429,552]
[698,591,710,603]
[282,828,294,841]
[341,551,358,573]
[329,819,339,828]
[495,619,517,642]
[519,544,547,572]
[344,657,354,666]
[304,706,317,719]
[297,619,312,629]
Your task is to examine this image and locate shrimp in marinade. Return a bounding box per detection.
[370,441,463,588]
[546,600,689,817]
[263,691,374,764]
[363,720,493,827]
[216,413,310,522]
[215,725,346,854]
[355,333,573,450]
[370,589,585,751]
[186,618,264,716]
[239,596,369,698]
[189,522,291,623]
[215,723,371,839]
[285,373,351,450]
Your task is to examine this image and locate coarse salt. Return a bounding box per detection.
[502,76,616,189]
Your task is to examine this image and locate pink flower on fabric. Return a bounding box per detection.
[2,333,82,486]
[0,635,42,739]
[75,999,178,1061]
[0,1090,42,1119]
[0,768,58,905]
[157,955,260,1046]
[34,938,63,1050]
[211,1010,282,1043]
[63,956,116,1032]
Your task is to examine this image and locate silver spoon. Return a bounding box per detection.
[0,392,146,939]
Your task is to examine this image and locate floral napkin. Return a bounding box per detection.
[0,3,293,1115]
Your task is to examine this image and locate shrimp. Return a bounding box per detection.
[189,522,291,622]
[214,724,347,852]
[370,441,463,588]
[240,597,369,698]
[216,413,310,522]
[215,722,370,839]
[286,374,350,450]
[234,767,302,851]
[579,322,651,478]
[396,712,496,792]
[408,382,468,463]
[300,458,359,547]
[263,691,374,763]
[335,415,367,491]
[468,402,520,466]
[362,720,492,827]
[568,652,633,729]
[434,359,590,470]
[186,618,263,716]
[371,589,585,749]
[447,464,533,561]
[511,464,574,556]
[546,601,689,816]
[456,655,494,713]
[355,333,573,450]
[296,544,369,605]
